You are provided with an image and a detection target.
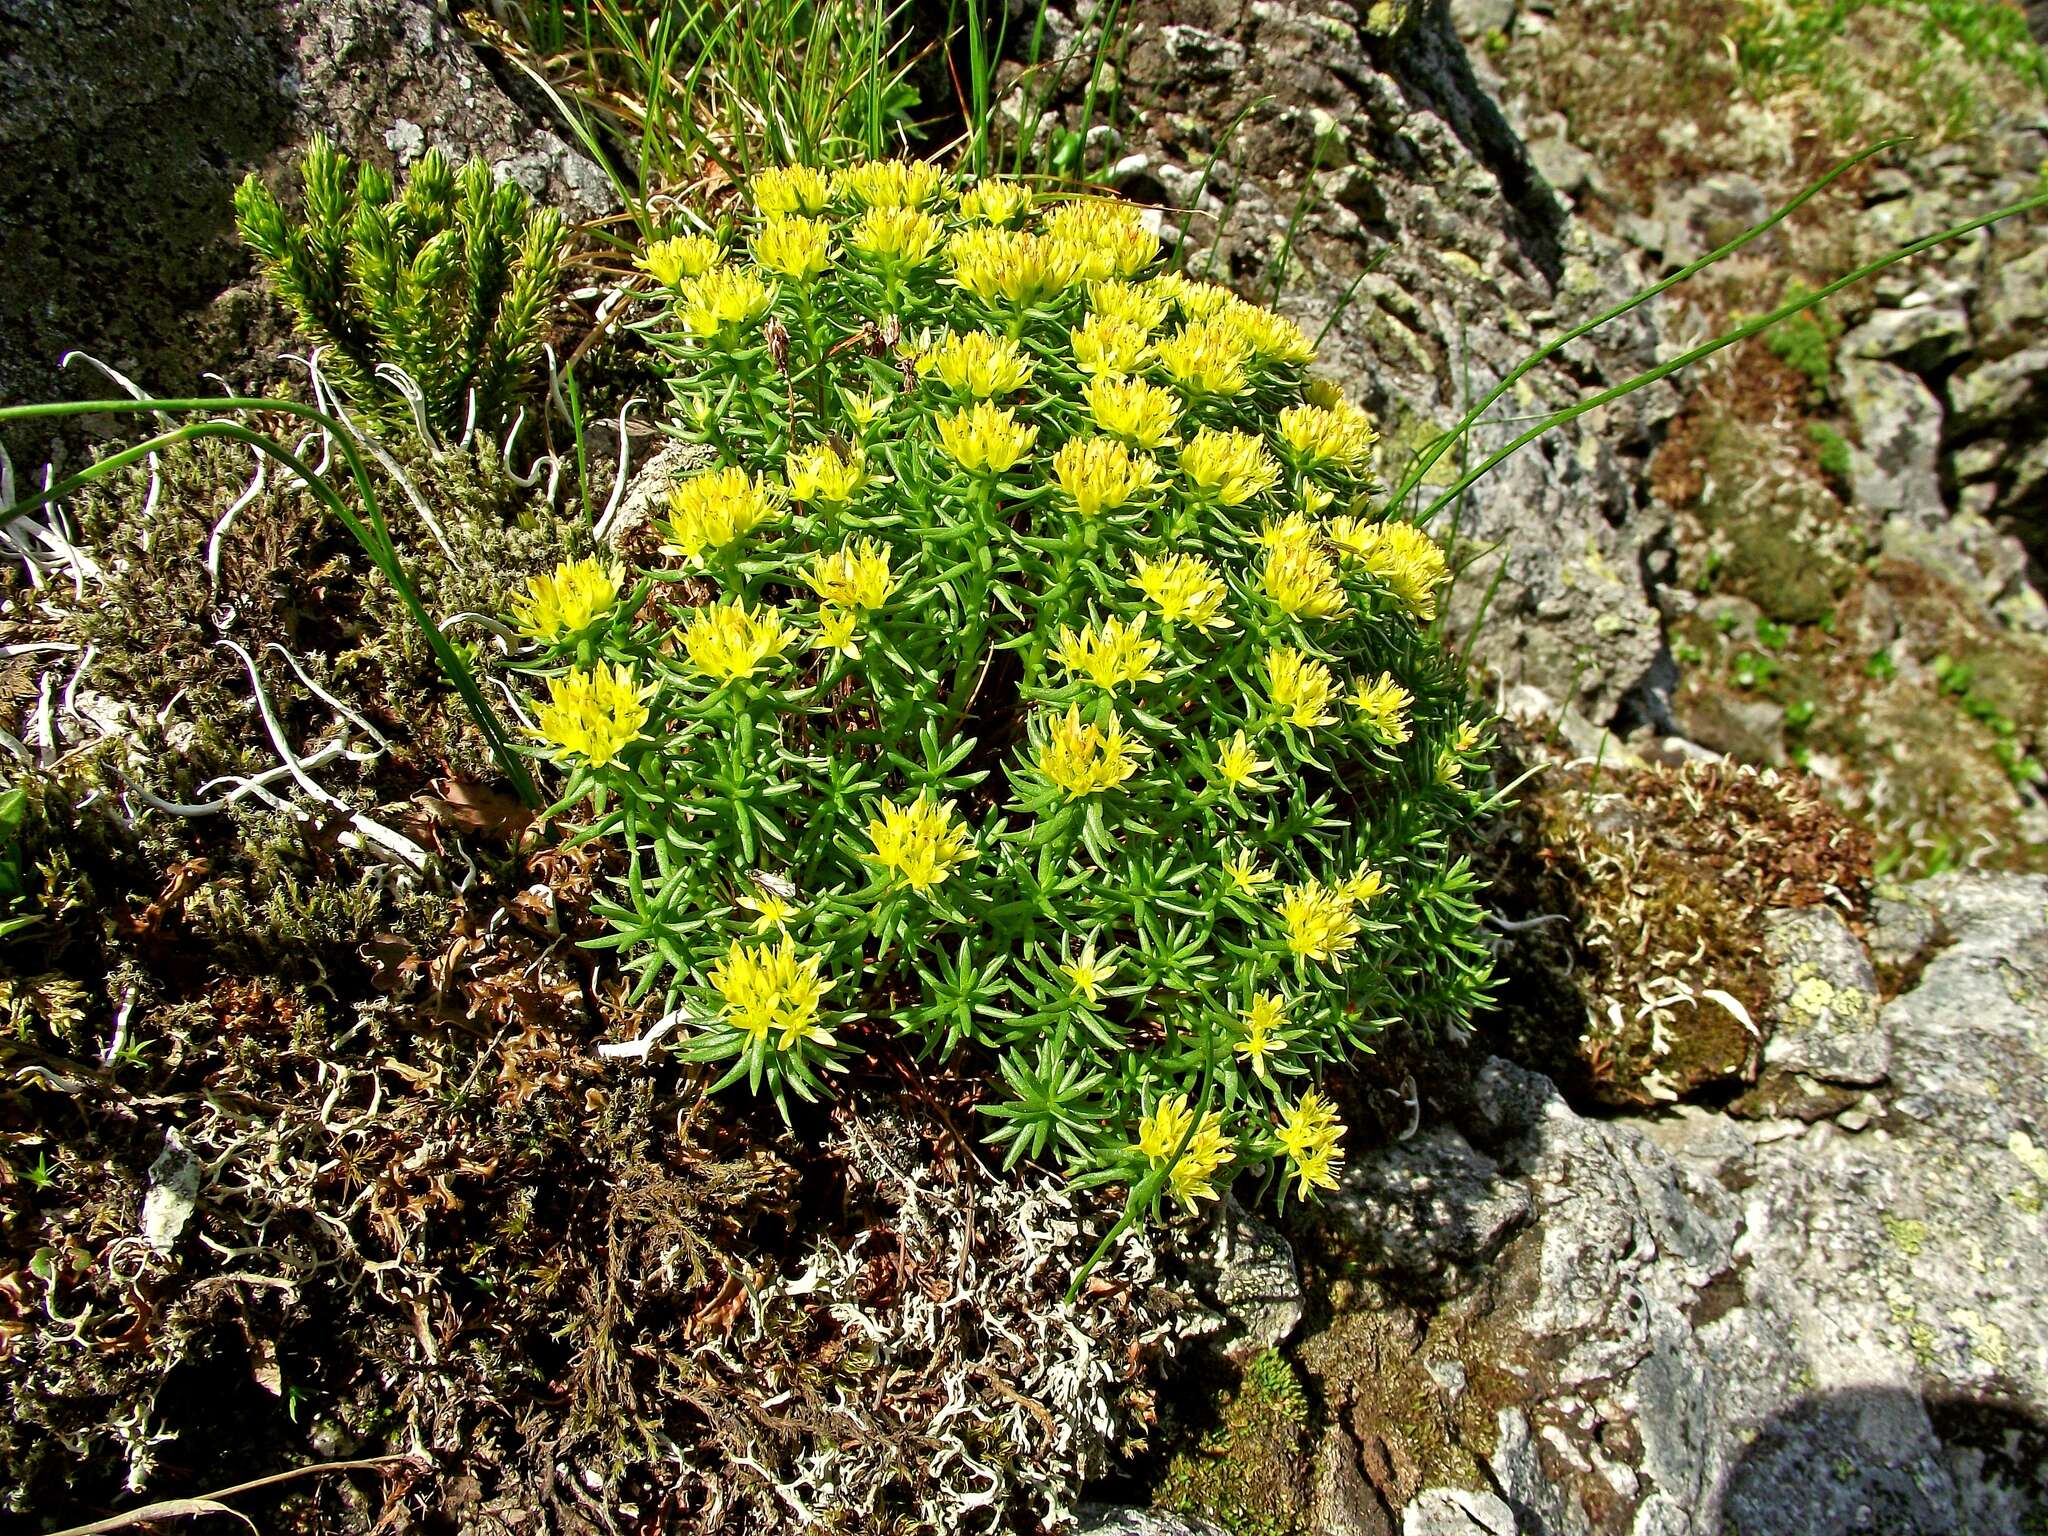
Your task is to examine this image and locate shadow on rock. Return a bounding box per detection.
[1719,1384,2048,1536]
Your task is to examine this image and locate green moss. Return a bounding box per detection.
[1154,1351,1316,1536]
[1807,422,1852,480]
[1764,294,1840,395]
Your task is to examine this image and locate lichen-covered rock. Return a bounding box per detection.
[1188,1196,1306,1356]
[1324,1125,1532,1296]
[1840,356,1947,527]
[1759,905,1888,1086]
[1278,872,2048,1535]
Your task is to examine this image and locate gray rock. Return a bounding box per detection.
[604,439,716,552]
[1841,304,1971,372]
[1949,345,2048,433]
[1839,357,1947,526]
[1760,906,1889,1087]
[1977,240,2048,355]
[1650,173,1768,268]
[1449,0,1517,35]
[1325,1123,1532,1295]
[1370,873,2048,1536]
[1527,134,1596,197]
[1193,1195,1304,1354]
[1157,24,1245,80]
[1674,686,1787,766]
[138,1128,199,1254]
[1073,1508,1228,1536]
[1403,1488,1518,1535]
[1881,511,2048,633]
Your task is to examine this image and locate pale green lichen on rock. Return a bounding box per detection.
[1882,1212,1930,1257]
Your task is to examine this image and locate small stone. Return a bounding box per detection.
[1840,305,1970,372]
[1761,906,1889,1087]
[1839,357,1946,525]
[140,1128,199,1255]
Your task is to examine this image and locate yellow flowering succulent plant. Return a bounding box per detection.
[507,161,1492,1208]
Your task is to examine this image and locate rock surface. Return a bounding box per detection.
[0,0,605,459]
[1288,872,2048,1535]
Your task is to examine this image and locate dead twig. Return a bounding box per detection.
[42,1454,425,1536]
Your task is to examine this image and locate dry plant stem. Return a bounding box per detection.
[42,1454,424,1536]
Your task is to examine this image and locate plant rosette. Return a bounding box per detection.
[505,161,1495,1221]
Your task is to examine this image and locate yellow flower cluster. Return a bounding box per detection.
[1348,671,1413,744]
[922,330,1036,397]
[785,442,868,505]
[1262,647,1340,729]
[1227,302,1316,365]
[805,538,896,611]
[663,466,779,563]
[1276,1089,1346,1196]
[935,401,1038,474]
[511,557,620,644]
[1052,615,1163,690]
[1213,730,1272,792]
[866,793,975,892]
[1131,552,1233,631]
[1278,400,1377,469]
[806,539,895,658]
[947,226,1088,307]
[1042,198,1160,280]
[1088,278,1171,334]
[1260,523,1349,621]
[1085,375,1182,449]
[1051,436,1158,517]
[836,158,946,208]
[637,233,723,288]
[1036,706,1144,798]
[958,179,1035,225]
[1275,868,1386,966]
[535,662,649,768]
[1234,991,1288,1077]
[1156,319,1251,398]
[1224,850,1275,897]
[754,215,832,282]
[1326,517,1450,622]
[1057,941,1115,1003]
[710,935,837,1049]
[1181,427,1280,505]
[673,267,777,338]
[1136,1094,1235,1206]
[752,164,832,216]
[1071,314,1152,377]
[848,206,944,267]
[680,599,791,684]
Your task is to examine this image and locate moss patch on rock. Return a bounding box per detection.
[1476,737,1872,1108]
